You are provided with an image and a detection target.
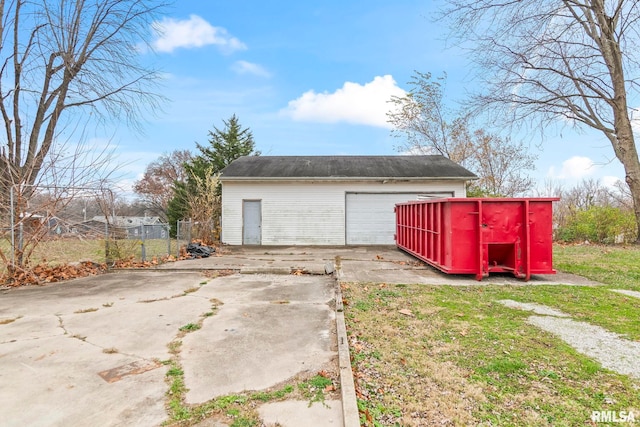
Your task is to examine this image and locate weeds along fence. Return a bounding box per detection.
[4,221,179,267]
[1,185,185,273]
[119,223,174,263]
[176,219,193,257]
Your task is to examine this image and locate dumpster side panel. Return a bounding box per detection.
[447,200,480,274]
[528,200,556,274]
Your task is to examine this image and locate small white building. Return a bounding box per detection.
[220,155,476,245]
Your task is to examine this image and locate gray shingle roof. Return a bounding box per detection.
[219,155,477,180]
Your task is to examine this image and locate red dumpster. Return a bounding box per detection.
[395,198,559,281]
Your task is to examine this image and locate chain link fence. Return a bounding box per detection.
[176,219,193,258]
[1,186,197,273]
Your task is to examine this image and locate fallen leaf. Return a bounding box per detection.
[398,308,414,317]
[365,409,373,423]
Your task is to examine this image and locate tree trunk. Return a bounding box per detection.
[615,131,640,243]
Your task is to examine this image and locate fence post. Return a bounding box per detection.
[105,222,111,266]
[10,186,15,267]
[166,224,171,257]
[176,220,181,258]
[17,222,24,267]
[141,224,146,262]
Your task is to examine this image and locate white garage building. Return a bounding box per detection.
[220,155,476,245]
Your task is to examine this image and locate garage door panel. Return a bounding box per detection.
[346,193,448,245]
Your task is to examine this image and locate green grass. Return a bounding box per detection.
[343,276,640,426]
[298,374,334,404]
[179,323,201,332]
[554,244,640,291]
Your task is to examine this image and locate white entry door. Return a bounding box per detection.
[243,200,261,245]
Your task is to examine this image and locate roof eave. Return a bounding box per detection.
[219,176,478,182]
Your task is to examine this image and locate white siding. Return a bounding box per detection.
[221,180,466,245]
[346,192,446,244]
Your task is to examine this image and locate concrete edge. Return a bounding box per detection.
[239,266,292,275]
[334,260,361,427]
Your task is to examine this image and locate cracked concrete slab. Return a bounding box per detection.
[62,296,212,360]
[181,274,337,403]
[0,270,209,427]
[258,400,343,426]
[0,264,341,426]
[0,335,167,427]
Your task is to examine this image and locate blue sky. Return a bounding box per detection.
[108,0,626,195]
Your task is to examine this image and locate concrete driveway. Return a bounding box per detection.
[0,246,596,427]
[0,271,341,426]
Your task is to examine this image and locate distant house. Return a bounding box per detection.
[20,213,69,236]
[74,216,167,239]
[219,155,477,245]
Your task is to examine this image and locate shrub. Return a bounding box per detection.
[555,206,637,244]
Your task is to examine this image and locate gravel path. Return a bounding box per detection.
[610,289,640,299]
[497,300,570,317]
[527,316,640,379]
[498,300,640,379]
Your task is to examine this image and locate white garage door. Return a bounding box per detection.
[346,192,451,245]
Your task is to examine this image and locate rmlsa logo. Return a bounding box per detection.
[591,410,636,423]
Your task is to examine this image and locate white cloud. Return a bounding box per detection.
[547,156,597,179]
[602,175,622,188]
[282,75,406,128]
[231,60,271,78]
[152,15,246,53]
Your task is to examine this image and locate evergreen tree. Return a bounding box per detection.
[191,114,259,177]
[167,115,259,237]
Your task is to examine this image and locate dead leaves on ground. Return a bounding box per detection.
[1,261,107,287]
[1,253,179,288]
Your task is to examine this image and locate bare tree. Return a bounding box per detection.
[133,150,192,220]
[388,71,538,196]
[467,130,537,196]
[0,0,167,270]
[388,72,475,164]
[185,165,221,245]
[441,0,640,241]
[0,0,166,209]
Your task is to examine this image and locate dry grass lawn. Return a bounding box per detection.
[343,263,640,426]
